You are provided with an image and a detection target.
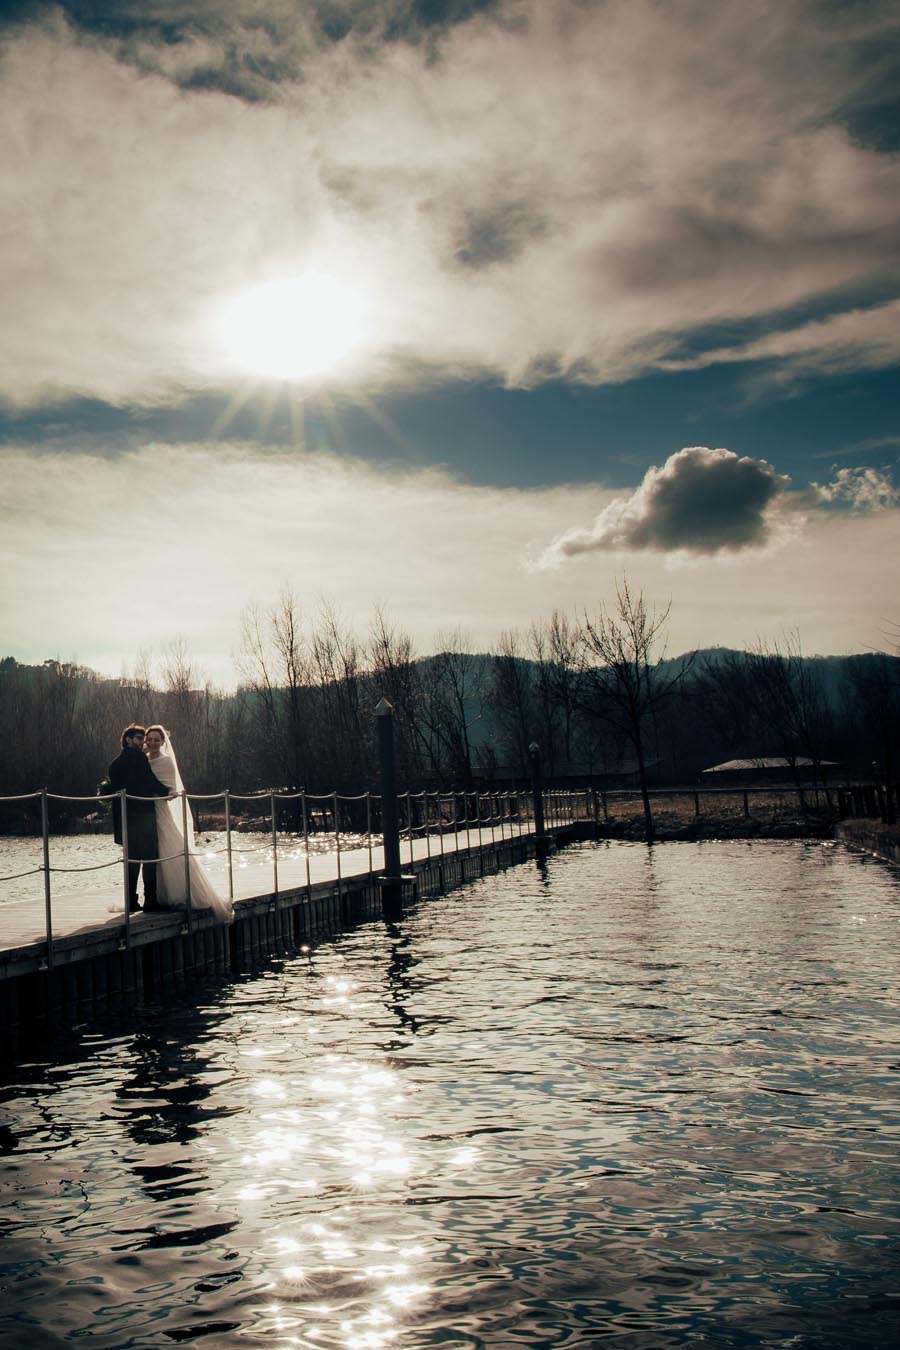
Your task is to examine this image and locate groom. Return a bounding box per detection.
[108,724,171,913]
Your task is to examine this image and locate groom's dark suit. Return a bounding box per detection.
[108,745,170,908]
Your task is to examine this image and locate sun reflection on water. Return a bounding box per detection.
[254,1218,433,1348]
[224,966,439,1350]
[5,842,899,1347]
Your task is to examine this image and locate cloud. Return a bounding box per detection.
[660,298,900,385]
[1,0,899,407]
[539,447,792,565]
[808,465,900,511]
[0,439,607,682]
[2,438,897,680]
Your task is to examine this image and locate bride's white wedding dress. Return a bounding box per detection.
[148,751,233,923]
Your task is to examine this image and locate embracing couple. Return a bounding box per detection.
[107,723,232,923]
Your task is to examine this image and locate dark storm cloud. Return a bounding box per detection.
[541,447,792,564]
[626,447,790,551]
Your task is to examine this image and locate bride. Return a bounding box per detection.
[143,725,233,923]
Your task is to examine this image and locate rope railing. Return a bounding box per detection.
[7,773,850,971]
[0,865,47,883]
[1,781,566,966]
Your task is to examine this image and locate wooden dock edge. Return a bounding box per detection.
[1,828,570,1063]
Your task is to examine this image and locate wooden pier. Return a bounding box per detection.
[0,815,592,1060]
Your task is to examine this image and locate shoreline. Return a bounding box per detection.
[835,818,900,866]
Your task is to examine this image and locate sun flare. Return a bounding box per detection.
[219,272,365,380]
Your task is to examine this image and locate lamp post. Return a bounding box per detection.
[376,699,404,916]
[529,741,548,861]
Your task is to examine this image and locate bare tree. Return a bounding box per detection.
[695,649,760,758]
[309,602,369,790]
[422,629,486,786]
[114,649,156,730]
[530,610,586,773]
[751,632,836,809]
[489,629,534,779]
[237,590,312,790]
[577,579,690,840]
[158,637,204,782]
[368,606,427,786]
[842,651,900,821]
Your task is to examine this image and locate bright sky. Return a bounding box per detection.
[2,0,898,685]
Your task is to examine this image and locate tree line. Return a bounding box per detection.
[1,585,898,832]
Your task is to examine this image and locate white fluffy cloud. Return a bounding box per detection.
[540,447,794,563]
[809,465,900,511]
[1,0,899,407]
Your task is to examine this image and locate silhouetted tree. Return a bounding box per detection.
[368,606,428,786]
[489,630,535,779]
[237,590,312,790]
[842,651,900,821]
[577,579,692,840]
[421,630,486,786]
[751,633,836,809]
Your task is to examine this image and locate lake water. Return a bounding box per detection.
[2,839,899,1349]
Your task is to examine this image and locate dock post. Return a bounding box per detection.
[302,790,312,901]
[366,792,374,879]
[476,792,485,875]
[181,791,193,933]
[529,743,548,861]
[376,698,404,917]
[121,790,132,947]
[40,790,54,971]
[224,790,234,902]
[270,792,279,900]
[334,792,342,904]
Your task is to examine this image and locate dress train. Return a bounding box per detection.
[148,753,233,923]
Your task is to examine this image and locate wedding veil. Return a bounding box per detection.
[149,726,194,849]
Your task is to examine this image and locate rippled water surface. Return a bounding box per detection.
[2,840,899,1348]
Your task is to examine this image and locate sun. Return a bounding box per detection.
[218,271,366,380]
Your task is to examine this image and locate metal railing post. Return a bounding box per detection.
[529,743,546,851]
[181,790,193,929]
[333,791,342,898]
[41,790,54,970]
[302,791,312,900]
[270,792,279,899]
[376,699,403,915]
[121,789,132,945]
[224,790,234,901]
[476,792,484,873]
